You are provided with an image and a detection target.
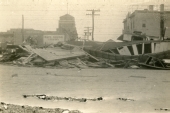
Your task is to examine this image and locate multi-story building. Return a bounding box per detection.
[119,4,170,41]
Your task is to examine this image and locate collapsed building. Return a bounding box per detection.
[0,5,170,69]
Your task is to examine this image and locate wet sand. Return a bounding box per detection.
[0,64,170,113]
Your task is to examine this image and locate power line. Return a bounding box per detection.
[84,27,92,40]
[86,9,100,41]
[22,15,24,42]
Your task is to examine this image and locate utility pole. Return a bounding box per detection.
[22,15,24,43]
[160,4,164,40]
[86,9,100,41]
[84,27,92,40]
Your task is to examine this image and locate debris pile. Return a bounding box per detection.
[1,42,169,69]
[117,98,135,101]
[0,44,89,68]
[139,55,170,70]
[0,45,29,63]
[23,94,103,102]
[155,108,170,111]
[0,102,82,113]
[0,44,121,69]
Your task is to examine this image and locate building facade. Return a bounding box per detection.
[122,4,170,41]
[0,32,14,44]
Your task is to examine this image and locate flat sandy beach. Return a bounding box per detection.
[0,65,170,113]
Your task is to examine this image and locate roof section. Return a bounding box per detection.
[0,32,14,37]
[127,10,170,19]
[106,39,115,42]
[43,31,58,35]
[60,14,75,20]
[117,34,123,41]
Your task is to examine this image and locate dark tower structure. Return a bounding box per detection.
[57,14,78,41]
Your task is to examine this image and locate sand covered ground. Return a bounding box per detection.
[0,64,170,113]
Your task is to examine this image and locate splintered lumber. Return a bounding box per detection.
[105,62,115,67]
[22,53,35,64]
[84,51,114,67]
[77,58,87,65]
[99,58,115,67]
[139,55,170,70]
[18,45,31,53]
[83,51,99,61]
[23,45,35,53]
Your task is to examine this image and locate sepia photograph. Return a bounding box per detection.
[0,0,170,112]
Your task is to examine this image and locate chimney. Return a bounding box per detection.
[148,5,154,11]
[160,4,164,12]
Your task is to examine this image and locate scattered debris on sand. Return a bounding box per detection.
[23,94,103,102]
[1,42,170,70]
[155,108,170,111]
[11,74,18,77]
[117,98,135,101]
[129,76,146,78]
[0,102,82,113]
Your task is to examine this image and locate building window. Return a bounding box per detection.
[142,23,146,27]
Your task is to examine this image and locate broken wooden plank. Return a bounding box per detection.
[77,58,87,65]
[83,51,99,61]
[22,53,35,64]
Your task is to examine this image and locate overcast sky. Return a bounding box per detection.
[0,0,169,41]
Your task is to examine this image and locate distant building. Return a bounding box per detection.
[7,28,43,46]
[57,14,78,41]
[119,4,170,41]
[43,31,64,45]
[0,32,14,44]
[0,14,78,46]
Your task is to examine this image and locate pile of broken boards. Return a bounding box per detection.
[0,44,87,68]
[0,44,141,69]
[0,45,29,64]
[0,44,111,68]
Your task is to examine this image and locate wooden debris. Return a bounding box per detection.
[117,98,135,101]
[11,74,18,78]
[139,55,170,70]
[23,94,103,102]
[130,76,146,78]
[155,108,170,111]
